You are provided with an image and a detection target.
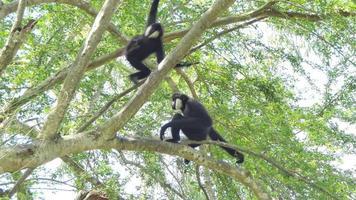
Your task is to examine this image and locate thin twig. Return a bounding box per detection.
[191,17,267,53]
[8,168,34,197]
[61,156,102,187]
[77,81,143,133]
[118,152,187,200]
[195,165,210,200]
[175,69,199,99]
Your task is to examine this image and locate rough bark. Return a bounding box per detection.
[0,16,37,75]
[0,0,26,75]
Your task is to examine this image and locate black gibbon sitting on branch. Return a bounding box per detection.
[160,93,244,164]
[125,0,196,84]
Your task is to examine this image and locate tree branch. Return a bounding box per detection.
[61,156,102,187]
[164,0,277,41]
[0,118,38,141]
[8,168,34,198]
[175,69,199,99]
[0,47,125,124]
[74,190,109,200]
[10,0,25,31]
[0,0,36,76]
[195,165,210,200]
[190,17,267,53]
[76,81,143,133]
[2,0,349,122]
[0,0,128,43]
[38,0,120,140]
[164,1,355,42]
[265,7,356,21]
[0,135,271,200]
[118,152,187,200]
[0,0,26,73]
[181,140,340,200]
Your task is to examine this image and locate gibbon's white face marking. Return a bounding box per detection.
[144,26,152,37]
[148,30,159,38]
[145,25,160,38]
[173,98,183,110]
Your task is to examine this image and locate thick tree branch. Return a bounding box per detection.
[265,7,356,21]
[0,135,270,200]
[38,0,120,140]
[2,121,113,195]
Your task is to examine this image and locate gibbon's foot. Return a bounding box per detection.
[129,74,140,84]
[165,138,179,143]
[235,152,244,164]
[184,159,191,165]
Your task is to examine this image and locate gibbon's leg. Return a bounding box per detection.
[128,59,151,83]
[165,113,183,143]
[160,118,208,136]
[155,43,165,64]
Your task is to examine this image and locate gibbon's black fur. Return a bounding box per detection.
[125,0,195,84]
[160,93,244,164]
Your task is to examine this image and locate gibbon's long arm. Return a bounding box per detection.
[156,41,165,63]
[146,0,160,27]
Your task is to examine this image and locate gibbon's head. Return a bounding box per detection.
[172,93,189,111]
[144,23,163,39]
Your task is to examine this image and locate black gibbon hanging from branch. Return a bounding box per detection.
[160,93,244,164]
[125,0,196,84]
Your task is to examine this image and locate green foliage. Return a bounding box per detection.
[0,0,355,199]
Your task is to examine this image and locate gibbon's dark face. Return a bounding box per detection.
[144,23,163,39]
[172,93,189,111]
